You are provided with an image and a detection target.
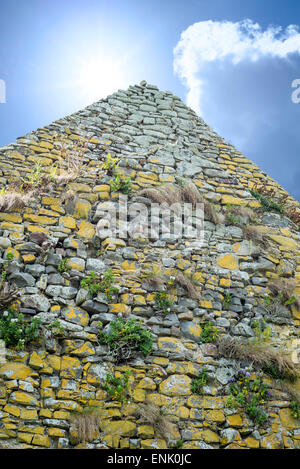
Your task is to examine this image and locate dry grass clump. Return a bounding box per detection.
[273,380,300,406]
[132,401,177,442]
[180,182,204,206]
[0,282,21,310]
[0,138,87,214]
[0,190,34,212]
[174,271,200,299]
[243,225,266,245]
[143,267,200,299]
[61,189,79,205]
[229,205,255,219]
[69,406,102,444]
[51,134,89,183]
[251,182,300,226]
[285,205,300,226]
[52,172,77,185]
[268,278,300,309]
[29,231,49,245]
[139,182,204,207]
[204,201,223,225]
[224,204,256,227]
[142,266,165,290]
[139,184,183,205]
[144,275,165,291]
[217,335,297,381]
[139,182,222,225]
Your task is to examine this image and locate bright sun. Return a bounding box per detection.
[74,54,130,104]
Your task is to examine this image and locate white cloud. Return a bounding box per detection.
[173,19,300,113]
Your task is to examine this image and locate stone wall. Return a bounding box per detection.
[0,82,299,449]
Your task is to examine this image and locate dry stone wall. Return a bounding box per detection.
[0,82,299,449]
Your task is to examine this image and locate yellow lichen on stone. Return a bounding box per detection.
[73,200,92,219]
[269,235,298,251]
[0,363,34,380]
[60,356,82,379]
[24,214,57,225]
[217,254,238,270]
[102,420,136,438]
[77,220,95,239]
[121,260,137,272]
[60,216,76,229]
[221,195,246,206]
[159,374,192,396]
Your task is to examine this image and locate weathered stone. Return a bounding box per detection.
[0,363,33,380]
[21,293,50,312]
[81,300,109,315]
[86,258,106,273]
[61,306,90,326]
[8,272,35,287]
[180,321,202,342]
[159,374,192,396]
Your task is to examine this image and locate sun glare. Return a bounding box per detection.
[74,54,130,105]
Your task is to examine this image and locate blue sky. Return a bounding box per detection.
[0,0,300,201]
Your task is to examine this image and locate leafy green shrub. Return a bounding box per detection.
[57,258,70,274]
[0,252,14,289]
[224,204,241,226]
[191,368,208,395]
[81,269,119,301]
[110,172,132,194]
[176,439,184,448]
[99,317,153,363]
[48,320,65,337]
[262,362,296,383]
[223,292,232,310]
[154,291,173,314]
[252,318,271,342]
[290,400,300,419]
[81,271,101,295]
[264,292,296,309]
[250,189,284,214]
[0,307,42,350]
[227,369,269,426]
[200,322,219,343]
[30,159,43,184]
[102,370,131,403]
[103,153,119,175]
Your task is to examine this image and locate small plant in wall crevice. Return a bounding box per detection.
[98,317,153,363]
[191,367,208,395]
[0,307,42,350]
[102,370,131,403]
[57,257,70,274]
[226,368,269,426]
[80,269,119,302]
[200,321,220,343]
[109,171,132,194]
[154,291,174,314]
